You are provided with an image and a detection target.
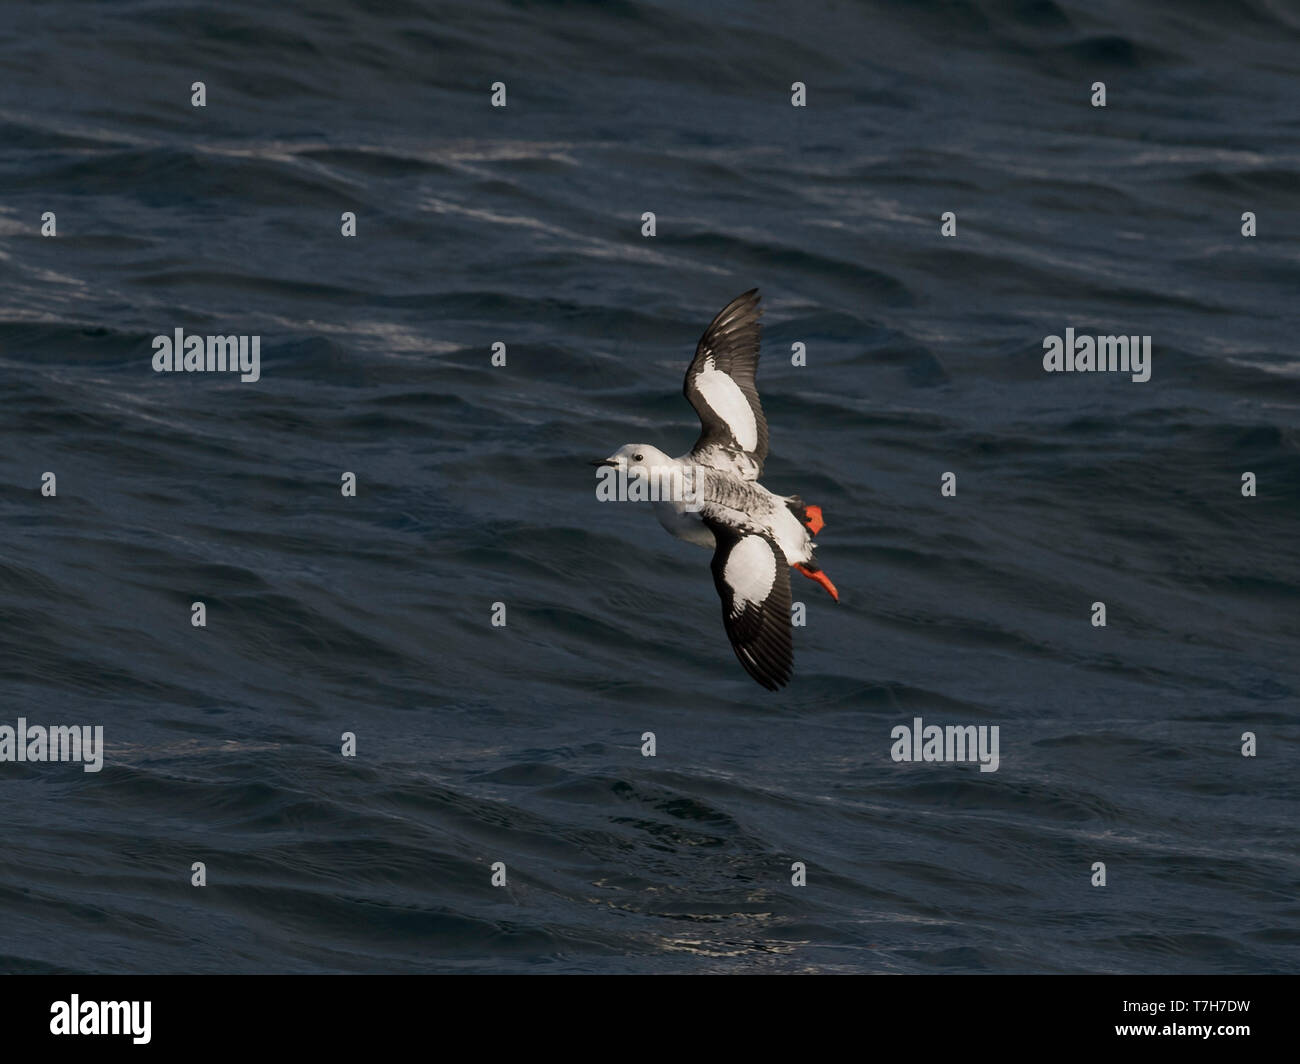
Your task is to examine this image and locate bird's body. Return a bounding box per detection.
[596,289,837,690]
[648,460,812,564]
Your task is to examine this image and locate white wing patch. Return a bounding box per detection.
[723,534,776,610]
[695,357,758,453]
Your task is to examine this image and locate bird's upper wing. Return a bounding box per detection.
[702,515,793,691]
[684,289,768,480]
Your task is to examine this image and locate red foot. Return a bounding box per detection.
[803,505,825,536]
[794,563,839,602]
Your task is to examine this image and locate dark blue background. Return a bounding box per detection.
[1,0,1297,973]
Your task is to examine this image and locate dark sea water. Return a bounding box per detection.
[1,0,1298,974]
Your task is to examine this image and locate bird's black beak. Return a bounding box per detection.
[590,459,617,467]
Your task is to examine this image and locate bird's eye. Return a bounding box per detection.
[633,453,643,461]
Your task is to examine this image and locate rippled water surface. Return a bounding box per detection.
[1,0,1298,973]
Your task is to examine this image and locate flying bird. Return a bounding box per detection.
[594,289,837,690]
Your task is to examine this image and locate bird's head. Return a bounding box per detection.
[591,444,673,475]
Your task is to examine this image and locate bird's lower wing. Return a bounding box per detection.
[703,517,793,691]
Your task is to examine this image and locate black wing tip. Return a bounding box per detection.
[728,639,792,690]
[701,289,764,354]
[703,289,762,327]
[749,662,792,691]
[725,288,762,316]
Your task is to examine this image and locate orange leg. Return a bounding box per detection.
[793,563,839,602]
[802,505,825,535]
